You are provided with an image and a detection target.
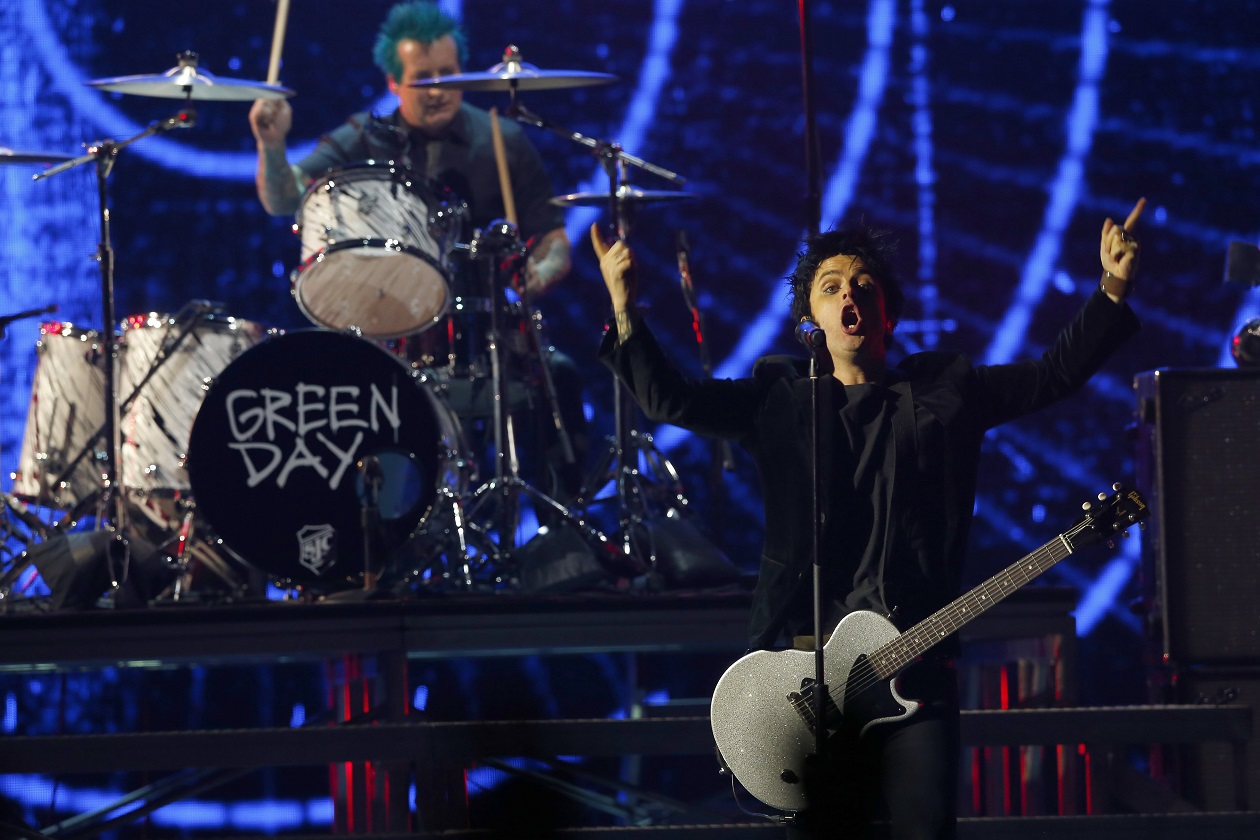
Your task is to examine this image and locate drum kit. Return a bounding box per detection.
[0,45,729,607]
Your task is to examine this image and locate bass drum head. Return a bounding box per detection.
[187,330,455,588]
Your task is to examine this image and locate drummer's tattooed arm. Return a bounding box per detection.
[250,98,305,216]
[255,148,305,216]
[524,228,572,296]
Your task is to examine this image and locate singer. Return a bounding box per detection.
[592,199,1143,840]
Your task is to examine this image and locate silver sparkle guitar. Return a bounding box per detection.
[709,485,1147,812]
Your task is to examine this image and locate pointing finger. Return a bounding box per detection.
[589,222,609,260]
[1123,197,1146,232]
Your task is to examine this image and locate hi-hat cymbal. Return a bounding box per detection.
[412,44,616,92]
[87,51,293,101]
[0,147,73,165]
[550,185,696,208]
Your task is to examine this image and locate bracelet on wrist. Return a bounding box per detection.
[1100,270,1132,300]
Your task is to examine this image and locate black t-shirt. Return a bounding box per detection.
[297,103,566,241]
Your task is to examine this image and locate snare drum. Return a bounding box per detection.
[12,322,107,508]
[186,329,466,587]
[294,161,464,339]
[119,311,270,495]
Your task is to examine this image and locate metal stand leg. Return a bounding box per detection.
[460,224,608,574]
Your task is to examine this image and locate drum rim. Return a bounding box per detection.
[118,310,269,334]
[295,159,454,218]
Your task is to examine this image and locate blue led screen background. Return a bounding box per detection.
[2,0,1259,703]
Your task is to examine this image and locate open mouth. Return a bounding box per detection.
[840,304,861,334]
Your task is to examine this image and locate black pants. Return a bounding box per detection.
[787,664,960,840]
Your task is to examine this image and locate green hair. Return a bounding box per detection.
[372,1,469,79]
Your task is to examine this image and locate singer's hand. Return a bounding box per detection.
[1099,197,1144,301]
[591,224,638,341]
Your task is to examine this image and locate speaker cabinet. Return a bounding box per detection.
[1169,667,1260,811]
[1134,369,1260,664]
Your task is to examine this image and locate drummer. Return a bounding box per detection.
[248,0,570,292]
[248,0,585,502]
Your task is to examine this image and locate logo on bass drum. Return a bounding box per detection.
[297,524,337,575]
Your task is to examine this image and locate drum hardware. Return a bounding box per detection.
[409,44,618,94]
[0,147,73,165]
[474,74,692,567]
[358,455,384,592]
[454,223,608,568]
[147,505,249,604]
[422,57,685,569]
[549,184,697,209]
[27,55,296,602]
[0,303,59,337]
[86,51,293,101]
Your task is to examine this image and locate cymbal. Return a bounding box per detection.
[0,147,73,164]
[550,186,697,208]
[87,51,293,101]
[412,44,616,92]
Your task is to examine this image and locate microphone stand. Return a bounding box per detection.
[801,327,830,771]
[34,108,198,593]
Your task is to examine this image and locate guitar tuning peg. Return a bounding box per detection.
[1139,523,1147,531]
[1106,539,1116,549]
[1082,501,1092,511]
[1097,492,1107,501]
[1122,530,1131,538]
[1112,482,1122,491]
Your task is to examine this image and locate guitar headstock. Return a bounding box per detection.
[1065,483,1149,552]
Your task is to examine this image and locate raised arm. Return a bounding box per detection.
[1099,197,1144,303]
[591,223,639,343]
[248,98,305,216]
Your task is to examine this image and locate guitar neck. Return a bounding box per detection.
[867,534,1074,679]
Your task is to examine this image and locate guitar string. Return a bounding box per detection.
[799,507,1116,729]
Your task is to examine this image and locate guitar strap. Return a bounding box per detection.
[876,379,917,620]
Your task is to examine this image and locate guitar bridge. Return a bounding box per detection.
[788,679,841,736]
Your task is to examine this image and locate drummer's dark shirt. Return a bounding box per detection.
[298,103,565,241]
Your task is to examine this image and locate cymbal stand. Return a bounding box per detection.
[544,142,689,561]
[34,108,198,594]
[463,225,606,561]
[506,98,692,565]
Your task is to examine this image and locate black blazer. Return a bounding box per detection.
[600,289,1140,648]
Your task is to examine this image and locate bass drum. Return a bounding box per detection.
[186,330,465,588]
[11,322,107,508]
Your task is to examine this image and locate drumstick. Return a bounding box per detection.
[266,0,292,84]
[488,107,518,227]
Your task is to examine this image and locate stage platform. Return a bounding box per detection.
[0,585,1080,672]
[1,587,1252,836]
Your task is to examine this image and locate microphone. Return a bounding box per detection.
[796,319,827,349]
